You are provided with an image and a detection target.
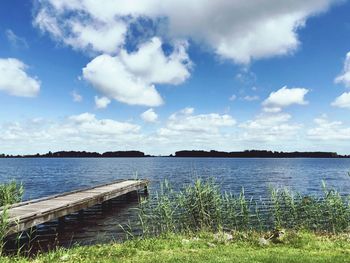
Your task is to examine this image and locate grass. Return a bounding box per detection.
[2,178,350,262]
[0,231,349,262]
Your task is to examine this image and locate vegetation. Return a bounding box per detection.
[0,180,24,207]
[0,180,24,254]
[0,151,146,158]
[2,178,350,262]
[137,179,350,236]
[174,150,347,158]
[0,231,350,262]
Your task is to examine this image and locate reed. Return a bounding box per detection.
[0,180,24,254]
[0,180,23,207]
[136,179,350,237]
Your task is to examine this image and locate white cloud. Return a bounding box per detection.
[335,52,350,88]
[120,38,191,85]
[6,29,28,49]
[65,20,127,54]
[239,112,302,142]
[83,37,191,106]
[94,96,111,109]
[34,4,126,54]
[159,107,236,136]
[69,112,96,123]
[68,112,139,135]
[141,108,158,123]
[180,107,194,115]
[34,0,339,64]
[263,107,282,113]
[72,90,82,102]
[150,108,237,152]
[243,95,259,102]
[0,113,142,154]
[262,86,309,112]
[331,92,350,109]
[308,115,350,140]
[0,58,40,97]
[3,109,350,156]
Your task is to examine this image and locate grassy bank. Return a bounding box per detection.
[2,179,350,262]
[1,231,350,262]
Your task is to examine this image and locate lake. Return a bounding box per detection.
[1,157,350,249]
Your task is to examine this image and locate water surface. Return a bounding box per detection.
[1,157,349,249]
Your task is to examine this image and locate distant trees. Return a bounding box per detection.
[0,151,146,158]
[0,150,348,158]
[174,150,343,158]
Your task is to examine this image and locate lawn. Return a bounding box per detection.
[1,231,350,262]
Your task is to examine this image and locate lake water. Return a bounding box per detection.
[1,157,350,250]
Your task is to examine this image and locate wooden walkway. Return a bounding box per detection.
[1,179,149,235]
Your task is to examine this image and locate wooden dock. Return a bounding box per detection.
[1,179,149,235]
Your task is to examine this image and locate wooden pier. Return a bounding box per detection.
[1,179,149,235]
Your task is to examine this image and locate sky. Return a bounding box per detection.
[1,0,350,155]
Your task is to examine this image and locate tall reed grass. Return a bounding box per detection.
[137,179,350,237]
[0,181,24,207]
[0,180,24,254]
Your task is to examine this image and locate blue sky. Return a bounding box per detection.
[1,0,350,155]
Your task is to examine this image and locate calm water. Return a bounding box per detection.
[1,157,350,250]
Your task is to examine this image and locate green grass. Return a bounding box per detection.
[1,231,350,262]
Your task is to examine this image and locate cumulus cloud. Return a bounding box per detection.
[83,37,191,106]
[95,96,111,109]
[180,107,194,115]
[239,112,302,142]
[148,107,237,152]
[0,58,40,97]
[262,86,309,112]
[68,112,139,135]
[158,107,236,137]
[0,113,142,154]
[335,52,350,87]
[69,112,96,123]
[331,92,350,109]
[34,4,126,54]
[308,115,350,140]
[4,109,348,155]
[141,108,158,123]
[34,0,339,64]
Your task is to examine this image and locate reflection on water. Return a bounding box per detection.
[1,157,350,250]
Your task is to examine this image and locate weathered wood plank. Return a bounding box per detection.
[2,179,149,235]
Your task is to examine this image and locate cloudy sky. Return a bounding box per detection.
[0,0,350,155]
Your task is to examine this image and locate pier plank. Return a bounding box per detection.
[1,179,148,235]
